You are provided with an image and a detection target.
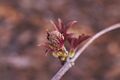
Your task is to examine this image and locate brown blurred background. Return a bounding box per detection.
[0,0,120,80]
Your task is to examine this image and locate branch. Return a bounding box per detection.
[51,23,120,80]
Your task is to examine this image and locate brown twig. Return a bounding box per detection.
[51,23,120,80]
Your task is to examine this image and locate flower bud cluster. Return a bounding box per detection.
[45,19,89,65]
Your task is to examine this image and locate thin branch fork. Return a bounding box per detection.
[51,23,120,80]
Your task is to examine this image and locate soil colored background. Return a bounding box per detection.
[0,0,120,80]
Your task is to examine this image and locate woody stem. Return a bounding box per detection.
[51,23,120,80]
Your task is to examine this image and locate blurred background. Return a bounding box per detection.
[0,0,120,80]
